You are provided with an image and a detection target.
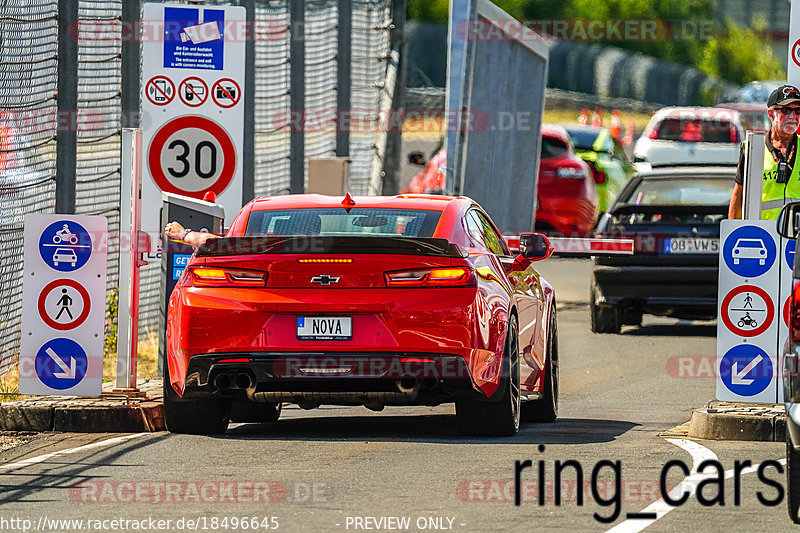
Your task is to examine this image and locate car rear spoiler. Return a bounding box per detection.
[196,236,468,258]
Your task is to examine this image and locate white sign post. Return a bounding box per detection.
[141,3,245,253]
[20,215,108,396]
[717,220,788,402]
[789,0,800,86]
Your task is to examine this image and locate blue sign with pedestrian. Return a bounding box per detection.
[38,220,92,272]
[722,225,776,278]
[719,344,773,396]
[786,238,796,270]
[34,338,88,390]
[163,7,224,71]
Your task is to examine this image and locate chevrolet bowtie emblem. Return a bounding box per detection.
[311,275,340,285]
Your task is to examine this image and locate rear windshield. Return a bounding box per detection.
[565,129,600,151]
[541,137,568,158]
[244,208,442,238]
[653,118,738,143]
[623,177,734,206]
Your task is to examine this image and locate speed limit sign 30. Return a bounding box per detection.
[148,116,236,197]
[141,4,246,254]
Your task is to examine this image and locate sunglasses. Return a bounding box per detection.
[776,107,800,116]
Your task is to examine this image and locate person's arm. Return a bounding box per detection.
[728,183,743,219]
[164,221,216,249]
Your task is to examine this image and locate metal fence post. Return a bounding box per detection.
[289,0,305,194]
[336,0,351,158]
[121,0,141,129]
[55,0,79,214]
[381,0,406,195]
[243,0,256,204]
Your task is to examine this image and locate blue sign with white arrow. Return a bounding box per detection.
[719,344,773,396]
[34,338,88,390]
[786,238,796,270]
[722,225,776,278]
[38,220,92,272]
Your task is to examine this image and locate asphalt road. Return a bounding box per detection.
[0,258,791,532]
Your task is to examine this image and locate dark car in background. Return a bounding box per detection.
[591,166,735,333]
[561,125,634,214]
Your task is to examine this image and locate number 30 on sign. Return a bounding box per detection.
[147,115,237,198]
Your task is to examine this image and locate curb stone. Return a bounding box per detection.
[0,378,165,433]
[688,401,785,441]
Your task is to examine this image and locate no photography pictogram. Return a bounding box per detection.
[211,78,241,108]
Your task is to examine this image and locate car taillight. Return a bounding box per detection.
[792,279,800,343]
[384,267,476,288]
[184,266,267,288]
[586,161,606,184]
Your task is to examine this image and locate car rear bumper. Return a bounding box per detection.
[593,265,718,318]
[176,352,486,406]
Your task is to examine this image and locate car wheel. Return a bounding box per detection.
[590,281,620,334]
[521,307,558,423]
[229,400,282,423]
[163,356,230,435]
[455,316,520,437]
[788,430,800,523]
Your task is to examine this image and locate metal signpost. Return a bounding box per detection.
[141,4,246,255]
[19,215,108,396]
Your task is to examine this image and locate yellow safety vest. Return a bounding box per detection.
[759,134,800,220]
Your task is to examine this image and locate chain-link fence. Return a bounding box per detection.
[0,0,397,373]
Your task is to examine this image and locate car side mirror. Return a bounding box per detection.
[777,201,800,239]
[518,233,553,262]
[408,151,426,166]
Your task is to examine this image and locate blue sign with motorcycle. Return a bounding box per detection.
[722,225,776,278]
[38,220,92,272]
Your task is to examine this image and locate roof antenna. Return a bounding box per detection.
[341,192,356,213]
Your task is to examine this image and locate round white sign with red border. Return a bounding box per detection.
[212,78,241,108]
[37,278,91,331]
[793,39,800,68]
[145,76,175,106]
[147,115,236,199]
[720,284,774,338]
[179,77,209,107]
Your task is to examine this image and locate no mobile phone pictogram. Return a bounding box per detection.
[146,76,175,106]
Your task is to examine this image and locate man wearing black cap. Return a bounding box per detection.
[729,84,800,219]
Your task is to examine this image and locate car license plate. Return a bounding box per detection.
[664,237,719,254]
[297,316,352,340]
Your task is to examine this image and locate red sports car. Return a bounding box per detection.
[165,194,559,436]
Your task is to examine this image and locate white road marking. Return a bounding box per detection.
[0,433,148,472]
[605,438,785,533]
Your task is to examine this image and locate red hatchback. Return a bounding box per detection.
[534,124,597,237]
[165,194,559,436]
[406,125,597,236]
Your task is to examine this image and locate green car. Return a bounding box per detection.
[562,125,635,215]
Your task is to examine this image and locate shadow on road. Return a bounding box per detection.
[224,415,638,445]
[621,323,716,337]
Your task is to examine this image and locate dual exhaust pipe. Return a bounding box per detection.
[213,370,254,392]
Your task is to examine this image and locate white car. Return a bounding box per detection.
[732,238,767,265]
[633,107,745,169]
[52,248,77,267]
